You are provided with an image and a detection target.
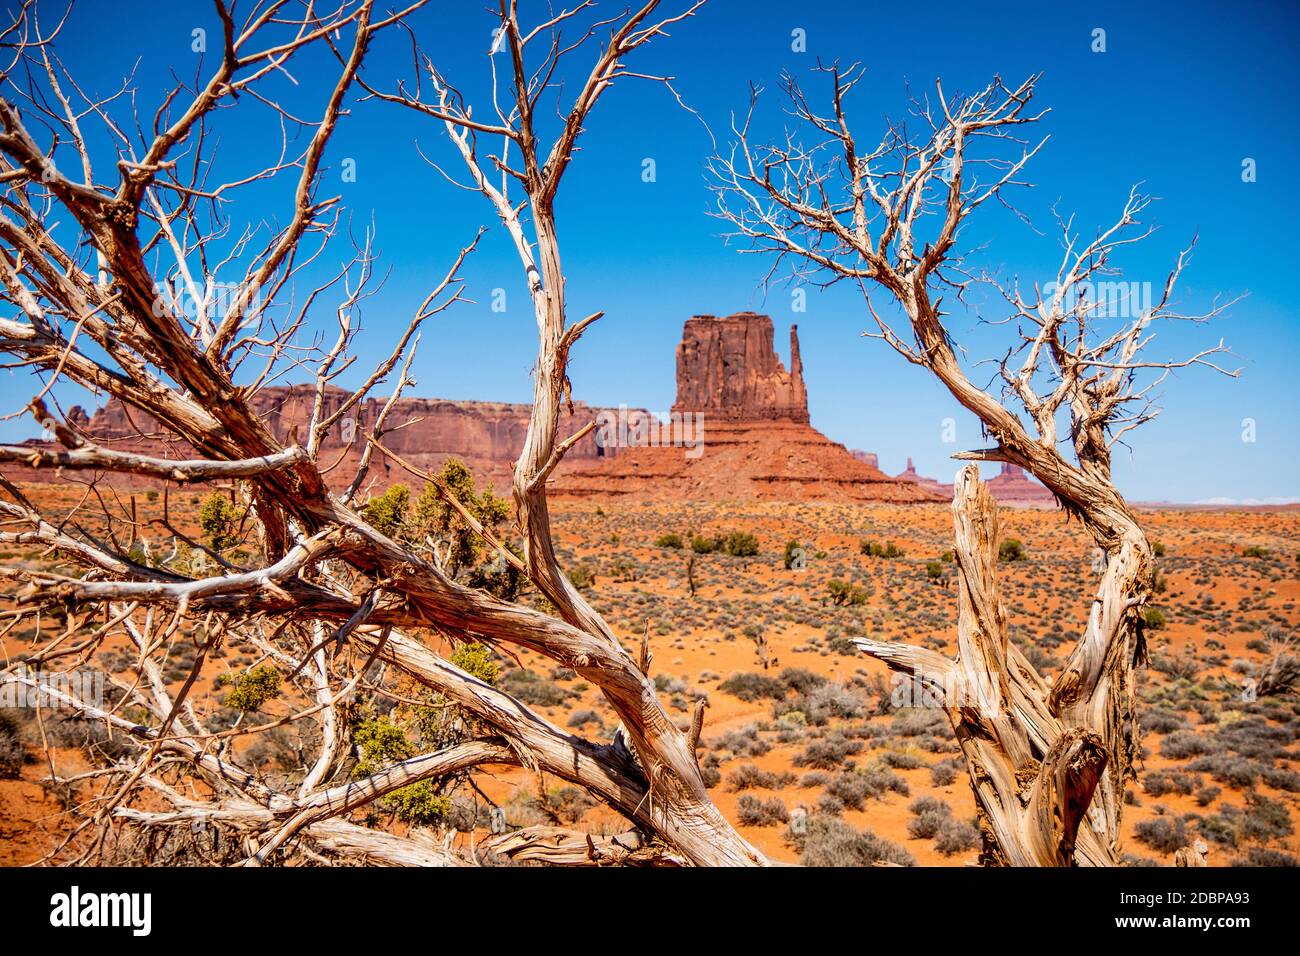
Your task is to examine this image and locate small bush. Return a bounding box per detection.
[931,758,962,787]
[788,814,915,867]
[997,538,1025,562]
[718,672,785,702]
[934,820,980,856]
[861,540,904,559]
[1142,607,1168,630]
[1133,816,1189,854]
[793,733,863,770]
[736,794,788,826]
[220,665,281,712]
[654,532,684,549]
[450,643,499,685]
[567,563,597,591]
[1144,770,1197,797]
[722,531,760,557]
[727,763,795,792]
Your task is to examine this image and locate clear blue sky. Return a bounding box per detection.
[8,0,1299,502]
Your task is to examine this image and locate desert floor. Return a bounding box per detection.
[2,485,1298,865]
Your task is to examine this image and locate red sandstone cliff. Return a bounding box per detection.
[4,386,630,492]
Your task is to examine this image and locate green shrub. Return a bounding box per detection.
[861,540,903,559]
[998,538,1025,562]
[362,484,411,539]
[722,531,760,557]
[198,492,242,552]
[1242,545,1269,559]
[783,540,805,570]
[450,643,499,685]
[568,563,597,591]
[387,782,452,826]
[1142,607,1167,630]
[827,579,868,606]
[221,665,281,712]
[691,534,722,554]
[654,532,684,549]
[925,560,944,580]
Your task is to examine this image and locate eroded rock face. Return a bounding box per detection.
[554,312,941,503]
[672,313,808,423]
[12,386,631,491]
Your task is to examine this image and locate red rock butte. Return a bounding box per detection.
[551,313,939,503]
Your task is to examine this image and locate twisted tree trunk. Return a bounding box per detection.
[858,467,1120,865]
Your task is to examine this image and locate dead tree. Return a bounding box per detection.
[0,0,762,866]
[710,67,1238,864]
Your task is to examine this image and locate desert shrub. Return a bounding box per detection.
[700,764,722,789]
[691,534,722,554]
[1259,765,1300,792]
[1239,792,1293,843]
[1144,770,1198,797]
[1160,731,1217,759]
[387,783,451,826]
[727,763,795,792]
[220,665,281,712]
[1187,754,1260,789]
[784,683,867,726]
[736,794,788,826]
[1143,709,1189,734]
[1195,785,1222,807]
[719,672,785,702]
[997,538,1025,562]
[1133,816,1189,854]
[721,531,760,557]
[778,668,827,695]
[567,709,602,730]
[1215,718,1294,760]
[826,578,868,606]
[934,820,981,856]
[499,668,568,707]
[859,767,910,799]
[360,484,409,540]
[793,732,862,770]
[567,562,597,591]
[1142,607,1168,630]
[199,491,243,552]
[879,750,926,770]
[782,540,805,569]
[712,724,772,757]
[1232,847,1298,867]
[654,532,684,549]
[1242,545,1270,559]
[787,814,915,867]
[907,797,952,839]
[449,643,499,685]
[860,540,904,559]
[931,758,962,787]
[0,711,25,779]
[925,560,944,581]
